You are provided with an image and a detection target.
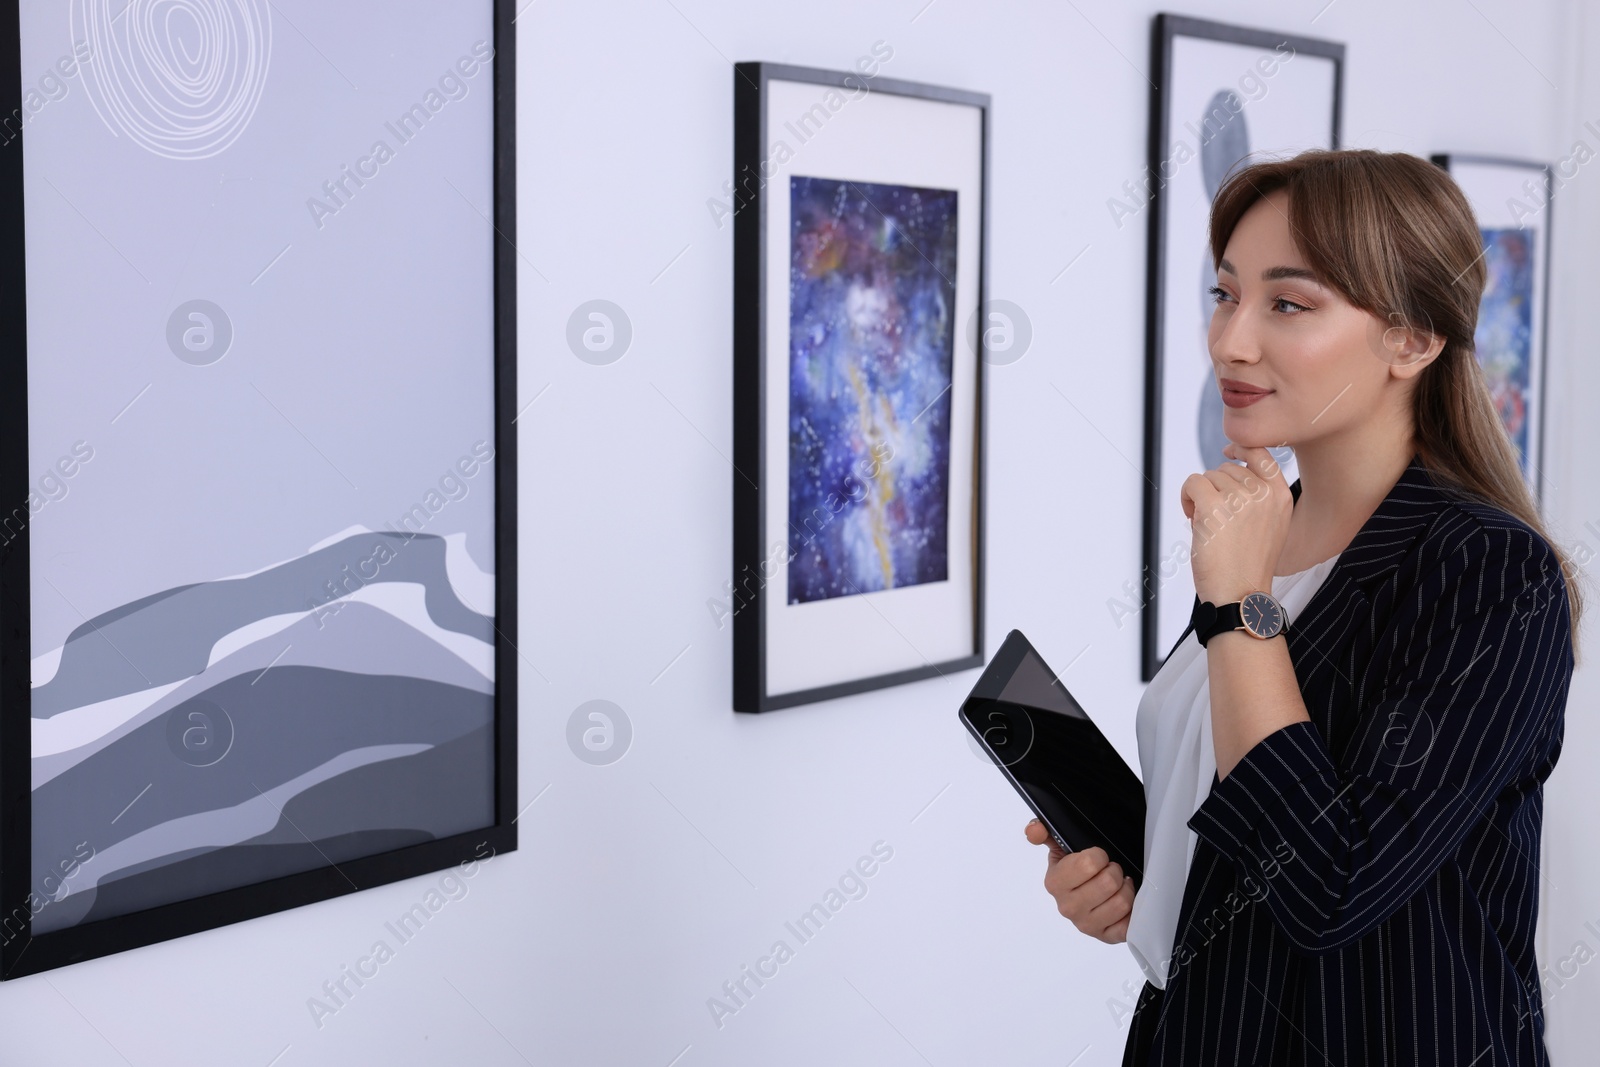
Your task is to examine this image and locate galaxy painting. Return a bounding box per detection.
[1475,227,1536,470]
[785,175,959,605]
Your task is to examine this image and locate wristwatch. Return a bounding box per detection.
[1192,590,1287,647]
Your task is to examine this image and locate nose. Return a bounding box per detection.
[1210,296,1263,371]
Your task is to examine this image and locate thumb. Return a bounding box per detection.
[1046,832,1069,863]
[1028,819,1066,860]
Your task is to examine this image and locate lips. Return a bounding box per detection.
[1219,378,1273,409]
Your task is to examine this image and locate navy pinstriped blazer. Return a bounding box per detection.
[1123,453,1573,1066]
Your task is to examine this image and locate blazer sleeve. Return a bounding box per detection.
[1186,518,1572,956]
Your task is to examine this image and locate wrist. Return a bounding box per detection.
[1208,625,1282,647]
[1199,581,1267,605]
[1192,585,1287,647]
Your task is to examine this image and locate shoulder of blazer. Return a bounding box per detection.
[1400,462,1556,565]
[1334,460,1570,678]
[1309,453,1558,600]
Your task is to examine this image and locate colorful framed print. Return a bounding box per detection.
[1431,154,1552,507]
[1140,14,1345,682]
[1,0,518,976]
[731,61,988,712]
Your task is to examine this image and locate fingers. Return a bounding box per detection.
[1187,457,1281,524]
[1087,873,1134,923]
[1027,831,1136,942]
[1062,855,1121,899]
[1026,819,1066,862]
[1055,868,1126,932]
[1202,467,1248,496]
[1212,459,1253,487]
[1086,873,1137,944]
[1225,442,1286,481]
[1045,845,1107,888]
[1045,852,1122,911]
[1179,474,1203,520]
[1184,469,1241,518]
[1221,443,1288,497]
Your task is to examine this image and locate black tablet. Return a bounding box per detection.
[960,630,1147,890]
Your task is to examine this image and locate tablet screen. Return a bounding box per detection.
[961,632,1146,887]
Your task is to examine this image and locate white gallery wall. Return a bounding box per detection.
[2,1,1598,1064]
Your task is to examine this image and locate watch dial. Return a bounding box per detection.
[1241,592,1283,637]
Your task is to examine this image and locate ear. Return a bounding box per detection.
[1377,318,1446,381]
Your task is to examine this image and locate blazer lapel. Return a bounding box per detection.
[1269,452,1440,704]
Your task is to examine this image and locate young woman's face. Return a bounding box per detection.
[1207,189,1408,451]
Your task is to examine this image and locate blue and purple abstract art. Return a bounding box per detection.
[786,175,958,605]
[1475,227,1536,470]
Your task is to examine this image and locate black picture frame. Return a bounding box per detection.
[1140,14,1346,682]
[1430,153,1553,510]
[731,62,988,713]
[0,0,518,978]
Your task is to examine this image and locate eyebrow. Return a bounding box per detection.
[1216,258,1324,285]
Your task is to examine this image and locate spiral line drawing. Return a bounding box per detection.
[69,0,272,160]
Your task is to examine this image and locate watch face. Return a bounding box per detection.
[1240,591,1285,638]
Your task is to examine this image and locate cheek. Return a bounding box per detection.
[1326,314,1388,378]
[1290,316,1381,406]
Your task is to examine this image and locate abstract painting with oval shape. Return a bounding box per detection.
[1140,14,1345,682]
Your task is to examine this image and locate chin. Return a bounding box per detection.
[1220,420,1279,451]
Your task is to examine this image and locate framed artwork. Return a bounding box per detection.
[731,61,988,713]
[1431,154,1552,507]
[1140,14,1344,682]
[1,0,517,976]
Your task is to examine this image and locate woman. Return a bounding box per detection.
[1026,148,1582,1065]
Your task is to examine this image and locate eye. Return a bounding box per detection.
[1272,296,1311,315]
[1208,284,1234,305]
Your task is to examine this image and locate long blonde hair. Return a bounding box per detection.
[1208,148,1582,662]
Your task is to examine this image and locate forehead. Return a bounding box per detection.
[1221,191,1306,267]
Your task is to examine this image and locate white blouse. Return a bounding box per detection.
[1125,553,1342,990]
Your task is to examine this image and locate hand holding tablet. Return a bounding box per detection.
[960,630,1148,942]
[1023,820,1137,944]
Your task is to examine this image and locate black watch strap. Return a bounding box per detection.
[1191,600,1243,648]
[1192,594,1288,646]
